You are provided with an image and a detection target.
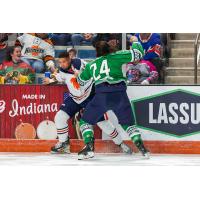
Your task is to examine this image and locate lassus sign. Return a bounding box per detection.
[132,89,200,137]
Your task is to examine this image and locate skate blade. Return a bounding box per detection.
[120,143,133,155]
[78,152,94,160]
[124,150,133,155]
[51,150,70,154]
[143,152,150,159]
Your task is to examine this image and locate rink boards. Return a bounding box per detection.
[0,139,200,154]
[1,85,200,153]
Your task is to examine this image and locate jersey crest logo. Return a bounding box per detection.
[25,45,44,57]
[70,77,80,90]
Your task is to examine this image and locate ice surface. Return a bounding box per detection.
[0,153,200,166]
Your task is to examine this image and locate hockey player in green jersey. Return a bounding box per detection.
[77,41,149,160]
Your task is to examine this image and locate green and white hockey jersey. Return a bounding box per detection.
[77,48,143,86]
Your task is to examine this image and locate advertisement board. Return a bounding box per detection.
[127,85,200,141]
[2,85,200,142]
[0,85,101,139]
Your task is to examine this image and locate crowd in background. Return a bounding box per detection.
[0,33,164,85]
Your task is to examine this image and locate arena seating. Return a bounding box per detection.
[165,33,197,84]
[54,45,96,60]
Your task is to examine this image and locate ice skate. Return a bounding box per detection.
[78,140,95,160]
[135,140,150,159]
[119,142,133,154]
[51,137,70,154]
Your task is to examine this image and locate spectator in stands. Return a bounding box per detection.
[127,33,136,48]
[0,34,10,64]
[92,33,122,51]
[134,33,161,61]
[130,33,163,83]
[68,48,77,59]
[15,33,56,73]
[0,46,35,84]
[50,33,72,46]
[68,48,88,67]
[127,33,134,42]
[160,33,175,62]
[126,60,158,85]
[71,33,96,46]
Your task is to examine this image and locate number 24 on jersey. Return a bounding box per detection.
[90,60,110,81]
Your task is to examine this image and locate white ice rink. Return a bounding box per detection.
[0,153,200,166]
